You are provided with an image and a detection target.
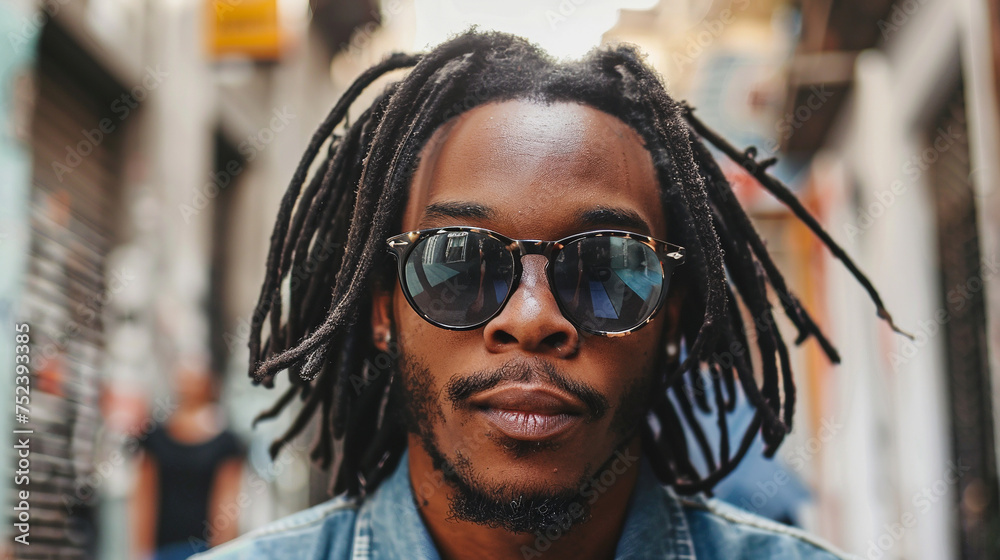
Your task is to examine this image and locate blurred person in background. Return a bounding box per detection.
[132,365,246,560]
[194,30,907,560]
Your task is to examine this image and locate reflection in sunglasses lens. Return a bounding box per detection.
[405,231,514,327]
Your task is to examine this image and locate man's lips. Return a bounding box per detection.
[467,385,587,441]
[477,409,581,441]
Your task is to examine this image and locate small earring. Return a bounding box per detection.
[377,329,393,346]
[665,341,679,361]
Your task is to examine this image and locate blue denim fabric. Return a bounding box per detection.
[192,448,857,559]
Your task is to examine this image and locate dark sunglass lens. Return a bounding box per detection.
[402,231,514,327]
[553,235,665,332]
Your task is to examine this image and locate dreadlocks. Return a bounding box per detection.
[245,29,908,498]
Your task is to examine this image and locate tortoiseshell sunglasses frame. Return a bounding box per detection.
[385,225,686,336]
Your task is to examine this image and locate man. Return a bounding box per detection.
[195,30,899,559]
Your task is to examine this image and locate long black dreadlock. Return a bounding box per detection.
[245,29,909,498]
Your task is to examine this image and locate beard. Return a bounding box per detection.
[392,351,653,535]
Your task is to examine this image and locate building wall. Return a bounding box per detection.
[819,0,999,557]
[5,0,346,555]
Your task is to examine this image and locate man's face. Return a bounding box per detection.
[372,99,676,530]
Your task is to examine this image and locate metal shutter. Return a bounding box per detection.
[14,22,125,559]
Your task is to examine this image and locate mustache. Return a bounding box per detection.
[444,358,609,421]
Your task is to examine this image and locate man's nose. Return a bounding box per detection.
[483,255,580,357]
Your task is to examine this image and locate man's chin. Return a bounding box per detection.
[448,477,593,534]
[420,435,599,534]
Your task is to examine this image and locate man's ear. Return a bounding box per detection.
[371,287,394,353]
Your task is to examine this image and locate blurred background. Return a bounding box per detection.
[0,0,997,558]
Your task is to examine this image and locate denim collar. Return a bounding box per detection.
[360,449,442,560]
[353,448,695,560]
[614,455,697,559]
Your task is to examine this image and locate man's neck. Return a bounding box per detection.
[407,435,643,560]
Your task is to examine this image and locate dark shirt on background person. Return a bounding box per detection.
[138,423,245,559]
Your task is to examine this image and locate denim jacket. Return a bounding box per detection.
[193,448,856,559]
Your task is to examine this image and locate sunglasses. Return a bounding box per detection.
[385,226,685,336]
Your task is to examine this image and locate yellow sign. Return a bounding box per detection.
[207,0,282,60]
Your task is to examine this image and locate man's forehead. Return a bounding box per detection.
[402,99,667,239]
[416,200,654,238]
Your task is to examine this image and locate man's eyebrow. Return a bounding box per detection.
[579,206,652,236]
[417,202,652,236]
[418,201,497,228]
